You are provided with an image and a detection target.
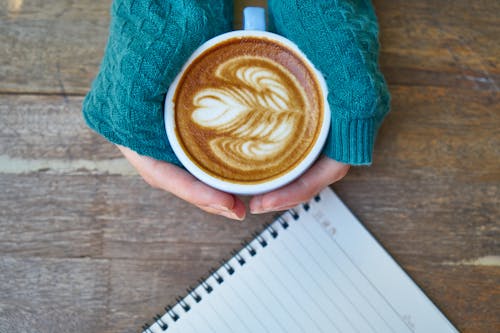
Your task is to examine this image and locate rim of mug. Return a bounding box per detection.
[164,30,331,195]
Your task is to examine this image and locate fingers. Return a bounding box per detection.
[118,146,348,219]
[151,163,246,220]
[250,156,349,214]
[198,198,247,221]
[117,145,246,220]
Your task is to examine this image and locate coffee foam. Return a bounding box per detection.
[191,56,307,167]
[171,35,325,185]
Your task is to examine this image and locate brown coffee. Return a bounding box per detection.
[173,36,324,184]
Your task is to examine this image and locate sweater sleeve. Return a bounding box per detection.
[82,0,233,166]
[269,0,390,165]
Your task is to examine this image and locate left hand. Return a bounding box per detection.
[249,156,350,214]
[117,145,246,220]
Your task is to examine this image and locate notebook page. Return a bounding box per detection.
[312,188,458,333]
[147,187,458,333]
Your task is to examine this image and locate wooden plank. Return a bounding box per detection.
[0,0,111,95]
[407,265,500,333]
[2,0,498,94]
[1,158,495,264]
[0,0,269,95]
[0,95,120,160]
[2,85,497,177]
[0,171,271,260]
[1,258,495,333]
[107,259,216,333]
[333,177,499,263]
[0,250,497,333]
[0,174,105,257]
[375,0,500,90]
[98,176,272,261]
[0,84,498,263]
[0,167,496,265]
[373,86,499,180]
[100,168,498,265]
[108,260,499,333]
[0,257,109,333]
[0,1,499,332]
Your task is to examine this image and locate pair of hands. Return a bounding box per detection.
[118,145,349,220]
[80,0,387,220]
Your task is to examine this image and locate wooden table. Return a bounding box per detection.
[0,1,498,332]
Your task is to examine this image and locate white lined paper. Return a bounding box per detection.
[146,187,458,333]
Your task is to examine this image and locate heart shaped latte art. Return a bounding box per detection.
[191,56,308,170]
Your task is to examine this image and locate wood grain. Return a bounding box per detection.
[0,95,119,160]
[0,174,104,258]
[0,0,499,332]
[375,0,500,90]
[0,0,268,95]
[2,0,499,94]
[411,265,500,333]
[0,257,109,333]
[0,171,272,259]
[108,262,500,333]
[108,259,217,333]
[0,0,110,95]
[97,175,271,261]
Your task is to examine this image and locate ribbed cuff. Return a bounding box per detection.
[322,117,375,166]
[82,97,182,167]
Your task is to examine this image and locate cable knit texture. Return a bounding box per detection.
[83,0,389,166]
[269,0,390,165]
[83,0,233,165]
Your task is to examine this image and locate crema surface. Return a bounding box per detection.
[173,37,323,184]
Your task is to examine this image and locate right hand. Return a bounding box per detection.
[117,145,246,221]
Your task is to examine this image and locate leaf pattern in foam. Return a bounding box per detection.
[191,56,305,165]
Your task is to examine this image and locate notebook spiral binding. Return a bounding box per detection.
[141,194,322,332]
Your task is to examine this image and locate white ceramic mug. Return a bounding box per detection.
[165,7,330,195]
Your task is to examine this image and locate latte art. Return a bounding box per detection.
[172,36,324,184]
[191,56,307,169]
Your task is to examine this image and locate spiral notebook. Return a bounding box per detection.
[141,187,458,333]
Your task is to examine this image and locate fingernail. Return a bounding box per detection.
[253,204,294,214]
[271,204,294,212]
[220,210,244,221]
[251,197,282,214]
[206,204,245,221]
[209,204,231,212]
[252,207,277,214]
[250,197,264,214]
[251,207,270,214]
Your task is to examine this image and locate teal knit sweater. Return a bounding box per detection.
[83,0,390,166]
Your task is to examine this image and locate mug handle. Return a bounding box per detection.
[243,7,266,31]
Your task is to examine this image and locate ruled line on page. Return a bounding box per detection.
[145,187,457,333]
[280,212,366,331]
[310,190,415,332]
[209,257,285,333]
[167,301,212,333]
[256,244,339,333]
[203,280,252,333]
[251,266,310,332]
[186,314,208,333]
[182,287,218,333]
[214,267,271,333]
[332,237,416,333]
[276,218,359,332]
[221,272,272,333]
[294,216,394,333]
[260,231,347,332]
[229,260,290,332]
[191,288,219,333]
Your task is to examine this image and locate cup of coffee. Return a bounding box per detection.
[165,7,330,195]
